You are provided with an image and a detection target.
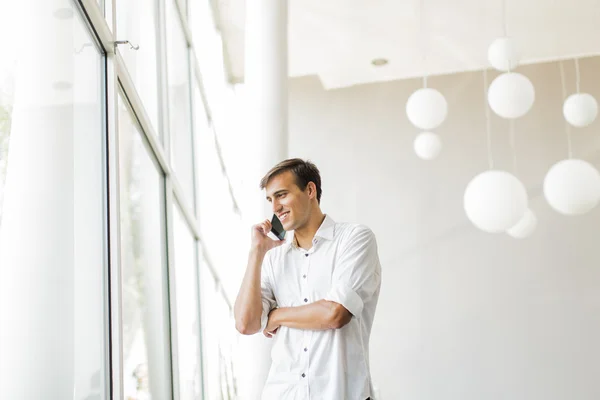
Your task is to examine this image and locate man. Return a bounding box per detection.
[234,158,381,400]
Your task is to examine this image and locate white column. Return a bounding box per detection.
[237,1,289,399]
[0,1,75,398]
[245,0,289,168]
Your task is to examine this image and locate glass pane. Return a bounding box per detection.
[172,205,203,399]
[73,8,108,400]
[193,84,244,295]
[166,0,195,207]
[199,257,237,399]
[118,92,170,400]
[117,0,160,133]
[0,2,106,398]
[189,0,230,125]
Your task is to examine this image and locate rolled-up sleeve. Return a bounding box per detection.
[260,253,277,331]
[324,226,381,318]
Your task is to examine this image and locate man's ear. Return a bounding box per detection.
[307,182,317,200]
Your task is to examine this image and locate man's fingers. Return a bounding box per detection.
[263,330,273,338]
[262,327,278,338]
[260,221,271,235]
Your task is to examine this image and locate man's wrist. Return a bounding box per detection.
[271,307,283,326]
[249,247,267,261]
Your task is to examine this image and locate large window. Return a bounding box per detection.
[0,2,108,399]
[118,91,171,400]
[1,1,237,398]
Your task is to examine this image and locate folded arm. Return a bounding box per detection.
[265,226,380,337]
[264,300,352,337]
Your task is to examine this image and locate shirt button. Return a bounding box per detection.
[301,373,306,378]
[305,253,309,257]
[302,274,307,279]
[304,298,308,303]
[304,347,308,352]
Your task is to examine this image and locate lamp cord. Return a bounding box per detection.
[483,69,495,169]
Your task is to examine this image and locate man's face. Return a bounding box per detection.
[265,170,312,231]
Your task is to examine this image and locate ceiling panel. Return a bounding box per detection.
[214,0,600,88]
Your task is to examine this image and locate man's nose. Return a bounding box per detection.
[272,200,282,214]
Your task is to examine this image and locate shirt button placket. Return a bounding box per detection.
[302,249,310,303]
[301,338,310,386]
[302,251,311,389]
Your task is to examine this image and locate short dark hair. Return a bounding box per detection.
[259,158,322,203]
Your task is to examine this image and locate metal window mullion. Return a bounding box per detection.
[105,51,124,400]
[190,49,213,125]
[171,179,199,236]
[173,0,191,48]
[75,1,121,398]
[165,179,180,400]
[185,55,201,400]
[194,240,207,399]
[174,0,187,20]
[156,1,178,400]
[109,0,117,36]
[184,25,199,218]
[78,0,115,55]
[157,0,171,160]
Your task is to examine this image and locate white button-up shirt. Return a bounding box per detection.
[260,215,382,400]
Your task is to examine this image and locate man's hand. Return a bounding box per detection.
[251,219,285,255]
[234,220,283,336]
[263,308,280,338]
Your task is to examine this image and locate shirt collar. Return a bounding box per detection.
[284,214,336,253]
[314,214,335,240]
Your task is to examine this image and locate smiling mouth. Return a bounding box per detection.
[278,211,290,221]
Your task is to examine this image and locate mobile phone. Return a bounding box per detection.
[270,214,286,241]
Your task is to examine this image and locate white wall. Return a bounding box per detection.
[288,57,600,400]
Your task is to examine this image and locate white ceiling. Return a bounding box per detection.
[214,0,600,89]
